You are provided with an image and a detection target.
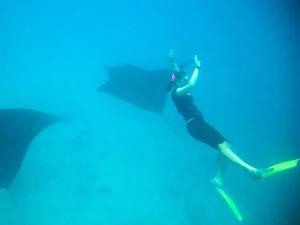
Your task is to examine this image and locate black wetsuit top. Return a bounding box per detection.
[172,89,226,149]
[171,90,202,121]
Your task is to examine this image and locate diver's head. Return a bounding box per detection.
[166,70,188,92]
[174,70,188,87]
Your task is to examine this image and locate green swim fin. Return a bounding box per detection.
[261,158,300,179]
[215,186,243,222]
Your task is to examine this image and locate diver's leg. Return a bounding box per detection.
[218,141,257,174]
[212,153,228,187]
[187,118,258,176]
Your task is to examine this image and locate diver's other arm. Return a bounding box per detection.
[168,49,181,73]
[176,55,201,95]
[188,55,201,87]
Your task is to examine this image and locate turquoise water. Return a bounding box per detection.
[1,0,299,224]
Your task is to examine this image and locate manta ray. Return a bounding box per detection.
[0,108,60,189]
[98,63,190,114]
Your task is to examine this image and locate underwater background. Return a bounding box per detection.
[0,0,299,225]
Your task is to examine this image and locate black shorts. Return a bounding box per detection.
[187,117,226,150]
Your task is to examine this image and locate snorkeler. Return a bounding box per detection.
[167,50,299,186]
[167,50,299,221]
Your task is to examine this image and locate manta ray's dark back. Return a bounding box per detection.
[98,64,177,114]
[0,108,60,189]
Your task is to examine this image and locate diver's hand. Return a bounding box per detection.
[194,55,201,69]
[168,49,176,60]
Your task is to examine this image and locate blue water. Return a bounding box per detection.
[1,0,299,224]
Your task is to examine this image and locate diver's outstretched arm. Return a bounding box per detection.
[168,49,181,73]
[175,55,201,95]
[188,55,201,86]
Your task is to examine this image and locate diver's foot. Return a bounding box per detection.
[211,176,224,188]
[248,168,274,180]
